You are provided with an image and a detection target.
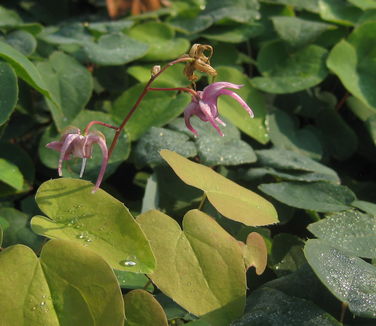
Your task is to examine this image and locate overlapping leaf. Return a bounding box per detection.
[0,240,125,325]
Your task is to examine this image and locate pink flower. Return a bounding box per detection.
[184,82,254,136]
[46,127,108,191]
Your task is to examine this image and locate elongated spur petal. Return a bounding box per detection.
[184,102,200,135]
[58,134,81,177]
[202,82,243,100]
[218,89,254,118]
[199,102,224,136]
[92,135,109,192]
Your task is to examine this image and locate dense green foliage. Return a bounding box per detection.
[0,0,376,325]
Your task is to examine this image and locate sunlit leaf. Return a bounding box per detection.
[137,209,246,326]
[0,240,125,325]
[239,232,267,274]
[161,149,278,226]
[31,178,155,273]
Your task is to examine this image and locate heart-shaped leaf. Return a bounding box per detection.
[36,51,93,131]
[251,41,328,94]
[0,240,125,325]
[137,209,246,326]
[31,178,155,273]
[160,149,278,226]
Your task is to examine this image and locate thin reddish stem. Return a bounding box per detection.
[107,56,194,160]
[84,120,118,135]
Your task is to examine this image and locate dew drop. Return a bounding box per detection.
[32,306,36,311]
[77,233,85,239]
[120,256,137,267]
[85,238,92,243]
[40,301,46,307]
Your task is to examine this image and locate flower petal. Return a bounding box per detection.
[218,89,254,118]
[91,135,109,192]
[202,82,243,101]
[58,134,81,177]
[199,102,224,136]
[184,101,200,135]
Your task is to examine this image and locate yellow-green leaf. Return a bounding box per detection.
[124,290,168,326]
[239,232,267,275]
[137,209,246,326]
[160,150,278,226]
[31,178,155,273]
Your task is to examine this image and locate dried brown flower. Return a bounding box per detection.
[183,44,217,82]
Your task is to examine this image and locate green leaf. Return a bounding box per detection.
[305,239,376,318]
[83,33,149,66]
[37,51,93,131]
[252,41,328,94]
[259,0,319,13]
[201,24,263,43]
[0,143,34,195]
[112,82,191,141]
[348,0,376,10]
[215,66,269,144]
[5,30,37,56]
[0,207,41,250]
[327,22,376,111]
[0,158,23,191]
[347,96,375,122]
[0,62,18,126]
[127,22,190,61]
[160,149,278,226]
[352,200,376,215]
[0,5,23,27]
[124,290,168,326]
[127,64,188,86]
[114,270,153,291]
[319,0,362,26]
[169,117,257,166]
[39,110,130,183]
[308,210,376,259]
[316,109,358,160]
[259,182,356,212]
[270,233,306,276]
[255,148,339,184]
[271,16,334,48]
[30,178,155,273]
[231,287,341,326]
[0,40,57,105]
[202,0,260,23]
[268,109,323,160]
[0,240,125,325]
[0,225,2,247]
[134,127,197,168]
[137,209,246,326]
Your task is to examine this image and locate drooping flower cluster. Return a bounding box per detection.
[184,82,254,136]
[46,127,108,191]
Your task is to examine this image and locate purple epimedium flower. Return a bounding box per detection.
[46,127,108,192]
[184,82,254,136]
